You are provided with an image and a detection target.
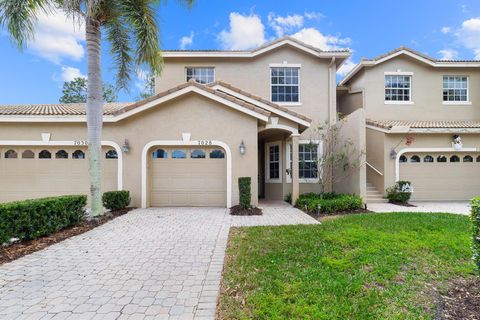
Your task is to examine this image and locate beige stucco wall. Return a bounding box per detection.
[337,90,363,116]
[0,93,259,207]
[366,128,386,192]
[158,46,333,136]
[359,56,480,121]
[333,109,366,200]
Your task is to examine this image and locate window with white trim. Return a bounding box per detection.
[266,142,281,182]
[299,143,319,179]
[385,75,411,102]
[185,67,214,84]
[271,67,299,103]
[443,76,468,102]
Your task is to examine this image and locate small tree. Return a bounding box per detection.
[312,117,364,194]
[60,77,117,103]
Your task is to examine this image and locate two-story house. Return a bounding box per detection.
[338,47,480,201]
[0,37,351,208]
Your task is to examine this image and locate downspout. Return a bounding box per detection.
[328,57,337,125]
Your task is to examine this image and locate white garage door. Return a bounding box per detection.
[150,147,226,207]
[399,152,480,200]
[0,147,118,203]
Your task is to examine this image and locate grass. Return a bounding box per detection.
[218,212,476,320]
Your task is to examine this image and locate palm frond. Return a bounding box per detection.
[104,14,133,90]
[121,0,162,75]
[0,0,55,48]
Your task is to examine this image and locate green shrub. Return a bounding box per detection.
[471,197,480,271]
[386,180,412,203]
[284,192,292,204]
[238,177,251,209]
[0,195,87,244]
[295,193,363,214]
[102,191,131,211]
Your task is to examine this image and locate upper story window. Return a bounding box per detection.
[385,74,412,103]
[271,67,299,103]
[443,76,469,103]
[185,67,214,84]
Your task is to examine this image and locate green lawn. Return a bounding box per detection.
[218,212,476,320]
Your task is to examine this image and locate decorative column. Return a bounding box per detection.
[291,134,300,205]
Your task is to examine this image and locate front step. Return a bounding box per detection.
[366,182,388,203]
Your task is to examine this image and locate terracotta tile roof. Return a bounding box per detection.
[208,80,312,123]
[0,102,130,116]
[367,119,480,130]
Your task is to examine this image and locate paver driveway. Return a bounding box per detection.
[0,206,317,320]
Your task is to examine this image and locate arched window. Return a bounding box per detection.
[172,150,186,159]
[424,155,434,163]
[72,150,85,159]
[209,149,225,159]
[191,149,205,159]
[55,150,68,159]
[450,155,460,162]
[22,150,35,159]
[39,150,51,159]
[152,149,168,159]
[477,155,480,162]
[463,155,473,162]
[399,155,407,163]
[437,155,447,163]
[105,150,118,159]
[410,155,420,163]
[4,150,17,159]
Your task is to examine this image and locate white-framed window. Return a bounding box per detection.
[271,67,300,104]
[443,76,469,104]
[384,73,412,103]
[265,141,282,183]
[286,140,322,183]
[185,67,215,84]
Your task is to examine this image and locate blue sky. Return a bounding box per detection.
[1,0,479,104]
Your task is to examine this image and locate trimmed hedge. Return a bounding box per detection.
[295,192,363,214]
[386,181,412,203]
[238,177,251,209]
[471,197,480,271]
[0,195,87,245]
[102,191,131,211]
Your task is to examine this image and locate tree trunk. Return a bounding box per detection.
[85,17,103,216]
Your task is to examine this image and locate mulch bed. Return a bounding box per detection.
[0,208,134,266]
[230,205,263,216]
[436,277,480,320]
[389,201,417,207]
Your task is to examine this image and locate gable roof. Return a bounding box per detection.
[339,46,480,86]
[0,80,272,123]
[162,36,350,64]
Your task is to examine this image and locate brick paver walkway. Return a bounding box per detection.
[0,205,318,320]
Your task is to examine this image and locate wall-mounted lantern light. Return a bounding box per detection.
[239,140,246,155]
[122,139,130,153]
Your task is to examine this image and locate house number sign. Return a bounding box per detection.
[198,140,213,146]
[74,140,88,146]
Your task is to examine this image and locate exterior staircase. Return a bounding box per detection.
[366,182,388,203]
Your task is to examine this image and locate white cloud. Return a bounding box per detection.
[337,58,357,77]
[441,26,451,34]
[29,10,85,64]
[304,11,325,20]
[218,12,266,50]
[438,49,458,60]
[268,13,304,37]
[179,32,194,50]
[456,18,480,59]
[292,28,351,51]
[60,66,85,82]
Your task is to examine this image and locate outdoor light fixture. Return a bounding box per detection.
[122,139,130,153]
[239,140,246,155]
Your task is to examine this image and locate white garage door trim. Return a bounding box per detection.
[395,147,478,181]
[141,139,232,208]
[0,139,123,190]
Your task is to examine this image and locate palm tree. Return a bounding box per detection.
[0,0,194,216]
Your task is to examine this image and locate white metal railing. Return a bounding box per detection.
[366,162,383,176]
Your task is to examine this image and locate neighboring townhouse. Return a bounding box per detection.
[338,47,480,201]
[0,37,353,208]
